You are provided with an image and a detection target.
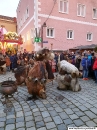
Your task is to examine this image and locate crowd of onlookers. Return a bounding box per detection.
[54,50,97,83]
[0,49,97,83]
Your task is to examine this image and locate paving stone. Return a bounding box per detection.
[6,119,15,124]
[64,108,74,115]
[49,110,58,117]
[5,124,15,130]
[26,120,35,128]
[16,111,24,117]
[57,124,67,130]
[35,116,43,122]
[59,112,69,119]
[36,121,45,128]
[47,107,54,111]
[37,127,46,130]
[44,117,52,123]
[84,111,97,119]
[0,128,4,130]
[78,105,88,111]
[17,128,25,130]
[55,107,63,112]
[25,116,34,121]
[16,122,25,128]
[46,122,56,129]
[80,116,90,122]
[32,108,39,112]
[93,118,97,123]
[0,117,6,121]
[53,116,63,125]
[39,107,47,112]
[63,118,73,125]
[76,111,85,116]
[33,112,41,117]
[86,121,97,127]
[6,115,15,119]
[27,127,36,130]
[42,111,50,118]
[69,114,79,120]
[0,122,5,127]
[16,117,24,122]
[90,107,97,114]
[73,119,84,127]
[25,111,32,116]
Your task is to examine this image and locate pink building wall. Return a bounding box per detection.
[17,0,97,51]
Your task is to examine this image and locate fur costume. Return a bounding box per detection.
[25,61,47,99]
[35,47,54,61]
[14,65,30,85]
[56,60,82,92]
[0,60,6,74]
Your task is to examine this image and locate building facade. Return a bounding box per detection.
[17,0,97,52]
[0,15,17,32]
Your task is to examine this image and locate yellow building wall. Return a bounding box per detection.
[0,19,17,32]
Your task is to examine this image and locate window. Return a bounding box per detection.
[59,0,68,13]
[46,28,54,38]
[93,8,97,19]
[31,29,34,38]
[87,33,92,41]
[67,30,74,39]
[77,4,85,17]
[25,7,29,19]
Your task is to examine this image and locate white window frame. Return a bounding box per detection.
[67,30,74,39]
[77,3,86,17]
[59,0,68,14]
[87,32,93,41]
[46,28,55,38]
[93,8,97,19]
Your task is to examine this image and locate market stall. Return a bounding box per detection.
[0,26,23,54]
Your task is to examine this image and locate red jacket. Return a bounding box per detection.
[93,59,97,70]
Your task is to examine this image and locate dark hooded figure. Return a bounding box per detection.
[45,60,54,79]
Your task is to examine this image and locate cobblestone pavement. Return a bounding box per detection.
[0,72,97,130]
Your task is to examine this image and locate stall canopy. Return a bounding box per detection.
[69,44,97,50]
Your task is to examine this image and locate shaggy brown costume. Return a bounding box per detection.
[25,78,46,99]
[14,65,30,85]
[26,61,47,99]
[0,60,6,74]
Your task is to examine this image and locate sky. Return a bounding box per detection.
[0,0,20,17]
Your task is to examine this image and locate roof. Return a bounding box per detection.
[0,15,17,22]
[70,44,97,50]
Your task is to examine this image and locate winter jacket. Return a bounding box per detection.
[93,58,97,70]
[81,58,91,70]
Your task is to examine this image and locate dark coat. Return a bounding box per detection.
[45,61,54,79]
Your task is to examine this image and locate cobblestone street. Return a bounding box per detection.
[0,72,97,130]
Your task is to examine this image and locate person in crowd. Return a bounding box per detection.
[87,51,92,77]
[93,53,97,83]
[81,54,91,80]
[75,54,81,70]
[5,55,11,71]
[54,53,59,72]
[10,53,18,71]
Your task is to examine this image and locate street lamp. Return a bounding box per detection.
[41,22,47,48]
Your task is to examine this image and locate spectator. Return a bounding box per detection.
[81,54,91,80]
[93,53,97,83]
[5,55,11,71]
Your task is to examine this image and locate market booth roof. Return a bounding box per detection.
[0,26,23,44]
[69,44,97,50]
